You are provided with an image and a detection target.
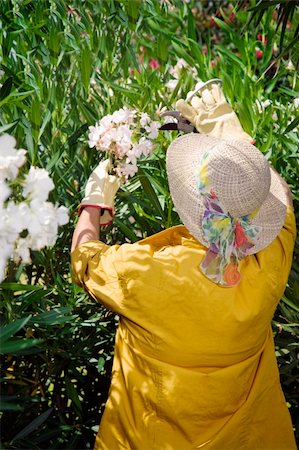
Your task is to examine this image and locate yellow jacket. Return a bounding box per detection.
[71,206,297,450]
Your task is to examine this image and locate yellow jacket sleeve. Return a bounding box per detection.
[71,240,126,314]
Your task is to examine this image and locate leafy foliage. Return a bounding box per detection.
[0,0,298,448]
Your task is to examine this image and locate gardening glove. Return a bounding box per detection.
[79,159,121,226]
[176,80,253,143]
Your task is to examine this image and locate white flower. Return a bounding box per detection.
[0,180,11,204]
[169,59,188,80]
[123,162,138,178]
[5,201,29,234]
[294,98,299,109]
[272,112,278,121]
[115,165,125,178]
[115,124,133,143]
[112,108,135,124]
[100,114,113,129]
[131,142,143,158]
[0,241,14,282]
[56,205,69,226]
[0,134,69,282]
[140,112,151,127]
[166,79,179,91]
[88,124,102,148]
[13,237,32,264]
[114,142,131,159]
[145,121,160,139]
[137,137,154,156]
[99,127,117,149]
[176,58,188,70]
[26,200,59,249]
[23,166,54,202]
[255,99,271,113]
[126,149,137,165]
[0,134,26,181]
[262,99,271,108]
[286,60,295,71]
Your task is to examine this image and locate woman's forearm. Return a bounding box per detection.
[71,207,100,252]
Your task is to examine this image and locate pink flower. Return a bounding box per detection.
[149,59,160,70]
[257,34,267,45]
[256,49,263,59]
[202,47,207,55]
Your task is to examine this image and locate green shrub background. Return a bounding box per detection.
[0,1,298,448]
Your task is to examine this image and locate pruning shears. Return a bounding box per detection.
[159,78,222,133]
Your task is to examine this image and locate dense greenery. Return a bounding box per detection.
[0,1,298,448]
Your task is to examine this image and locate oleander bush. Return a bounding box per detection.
[0,1,298,448]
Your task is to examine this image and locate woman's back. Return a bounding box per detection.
[72,206,296,449]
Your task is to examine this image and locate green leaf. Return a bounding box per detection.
[97,356,106,373]
[78,100,98,123]
[216,44,246,70]
[11,408,53,442]
[0,316,31,343]
[30,308,74,326]
[138,169,166,223]
[80,45,91,93]
[214,16,236,34]
[114,217,138,242]
[68,123,89,146]
[0,401,24,411]
[171,40,194,66]
[285,116,299,133]
[0,76,13,101]
[187,10,197,41]
[0,121,18,134]
[0,89,35,108]
[65,377,82,414]
[0,283,46,291]
[0,338,43,354]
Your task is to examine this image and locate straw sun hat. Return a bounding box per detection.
[166,134,288,285]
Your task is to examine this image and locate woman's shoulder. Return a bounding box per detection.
[135,225,203,250]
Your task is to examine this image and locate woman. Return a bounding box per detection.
[71,83,296,450]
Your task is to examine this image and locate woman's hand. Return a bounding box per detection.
[79,159,121,225]
[176,82,253,143]
[71,159,122,252]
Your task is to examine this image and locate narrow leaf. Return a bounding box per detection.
[0,338,43,354]
[0,316,31,343]
[285,116,299,133]
[11,408,53,442]
[0,76,13,101]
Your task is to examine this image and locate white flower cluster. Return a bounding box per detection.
[0,134,69,282]
[166,59,198,91]
[88,108,160,180]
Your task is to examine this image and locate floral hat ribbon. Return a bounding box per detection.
[198,153,262,287]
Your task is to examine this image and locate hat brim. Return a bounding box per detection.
[166,133,288,255]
